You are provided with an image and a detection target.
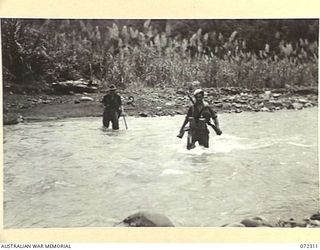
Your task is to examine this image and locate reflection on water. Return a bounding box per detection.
[3,108,319,228]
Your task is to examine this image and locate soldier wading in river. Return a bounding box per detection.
[178,88,222,149]
[101,85,123,129]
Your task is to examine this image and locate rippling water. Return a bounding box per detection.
[3,108,319,228]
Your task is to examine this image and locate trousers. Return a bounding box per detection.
[103,109,119,129]
[187,129,209,149]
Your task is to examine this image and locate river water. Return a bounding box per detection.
[3,108,319,228]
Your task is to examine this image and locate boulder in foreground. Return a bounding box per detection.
[116,211,174,227]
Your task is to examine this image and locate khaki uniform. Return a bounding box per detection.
[102,93,122,129]
[185,105,217,149]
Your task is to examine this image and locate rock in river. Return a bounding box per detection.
[222,222,245,227]
[3,114,23,125]
[288,102,303,110]
[240,217,273,227]
[139,112,149,117]
[79,96,94,102]
[310,212,320,221]
[260,107,270,112]
[117,211,174,227]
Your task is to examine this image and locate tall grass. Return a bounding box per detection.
[2,19,318,89]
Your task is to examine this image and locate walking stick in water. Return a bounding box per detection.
[121,106,128,130]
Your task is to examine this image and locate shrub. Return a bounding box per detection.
[1,19,318,89]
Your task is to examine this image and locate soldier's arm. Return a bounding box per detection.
[118,95,122,106]
[209,107,220,128]
[101,95,107,106]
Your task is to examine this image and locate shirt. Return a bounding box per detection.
[102,93,122,110]
[186,104,217,124]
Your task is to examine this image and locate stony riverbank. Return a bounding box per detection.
[3,86,318,125]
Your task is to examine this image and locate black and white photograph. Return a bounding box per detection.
[2,18,319,229]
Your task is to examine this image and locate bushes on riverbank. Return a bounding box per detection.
[1,19,318,90]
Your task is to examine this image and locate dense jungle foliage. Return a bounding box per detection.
[1,19,318,89]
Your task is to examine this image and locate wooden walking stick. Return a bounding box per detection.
[121,106,128,130]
